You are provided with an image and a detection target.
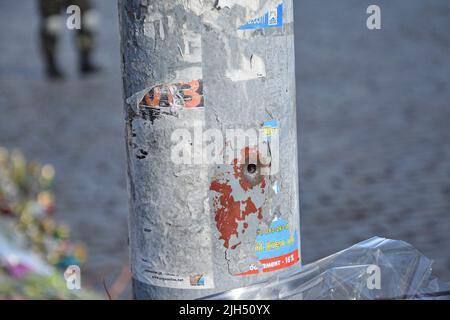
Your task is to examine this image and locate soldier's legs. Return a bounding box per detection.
[38,0,65,79]
[70,0,101,74]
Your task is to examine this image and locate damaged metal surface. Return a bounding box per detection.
[119,0,300,299]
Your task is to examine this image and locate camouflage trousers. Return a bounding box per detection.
[38,0,95,55]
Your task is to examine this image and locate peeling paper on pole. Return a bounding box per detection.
[125,0,301,295]
[126,80,204,121]
[209,121,300,277]
[133,13,204,121]
[225,54,266,82]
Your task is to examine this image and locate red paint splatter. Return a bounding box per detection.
[210,181,241,249]
[243,197,257,215]
[210,184,264,250]
[210,147,269,250]
[261,177,266,189]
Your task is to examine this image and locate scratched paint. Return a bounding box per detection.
[208,141,298,278]
[210,149,267,250]
[209,146,289,276]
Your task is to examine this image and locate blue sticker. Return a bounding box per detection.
[255,218,298,261]
[262,120,279,142]
[239,3,283,30]
[197,276,205,286]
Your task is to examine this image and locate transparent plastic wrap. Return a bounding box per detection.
[204,237,450,300]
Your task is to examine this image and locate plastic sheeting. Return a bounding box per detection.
[204,237,450,300]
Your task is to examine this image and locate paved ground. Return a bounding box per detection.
[295,0,450,282]
[0,0,449,298]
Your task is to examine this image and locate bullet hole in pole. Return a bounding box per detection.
[247,163,257,174]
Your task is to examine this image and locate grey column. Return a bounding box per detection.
[119,0,300,300]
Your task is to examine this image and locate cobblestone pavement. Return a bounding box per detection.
[0,0,449,297]
[296,0,450,282]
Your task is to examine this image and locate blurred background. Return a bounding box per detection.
[0,0,449,299]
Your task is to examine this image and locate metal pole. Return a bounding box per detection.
[119,0,300,300]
